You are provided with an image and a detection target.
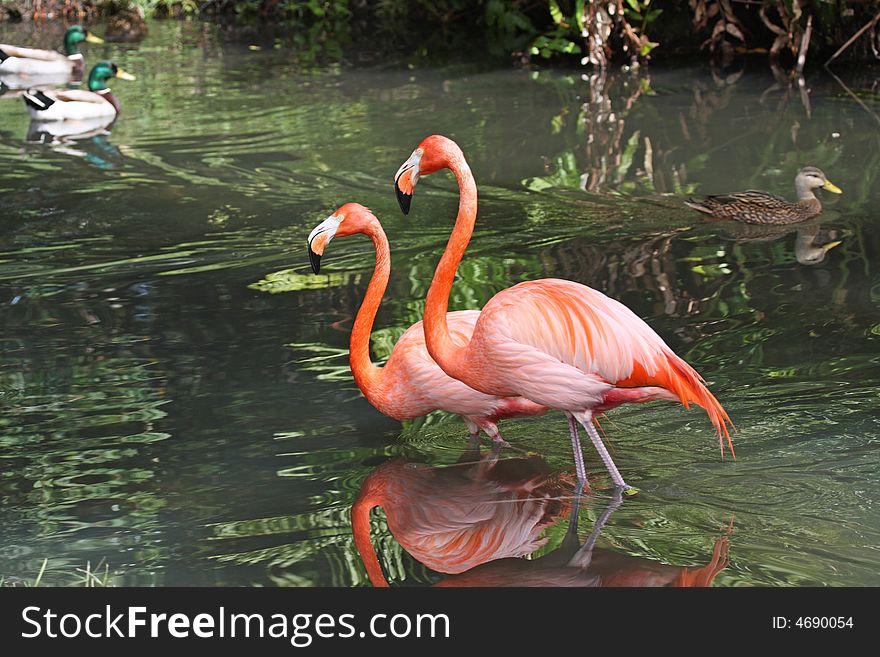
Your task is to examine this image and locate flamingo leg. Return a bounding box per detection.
[479,420,513,449]
[566,412,588,484]
[558,480,585,554]
[582,489,623,553]
[487,431,512,449]
[568,488,624,570]
[465,432,481,452]
[577,412,638,495]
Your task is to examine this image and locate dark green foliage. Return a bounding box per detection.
[1,1,877,66]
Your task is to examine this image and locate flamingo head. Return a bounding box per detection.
[394,135,461,215]
[307,203,375,274]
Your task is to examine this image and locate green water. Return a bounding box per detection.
[0,21,877,587]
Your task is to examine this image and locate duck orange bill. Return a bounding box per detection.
[115,68,136,81]
[85,33,105,44]
[822,179,842,194]
[394,167,415,215]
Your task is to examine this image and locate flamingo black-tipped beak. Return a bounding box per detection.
[307,215,342,275]
[394,150,422,216]
[308,245,322,274]
[395,177,412,215]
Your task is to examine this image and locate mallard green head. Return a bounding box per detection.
[87,60,136,92]
[63,26,104,56]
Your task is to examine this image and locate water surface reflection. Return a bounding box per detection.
[353,445,730,587]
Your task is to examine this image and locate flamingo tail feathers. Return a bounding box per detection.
[663,355,735,458]
[350,479,390,588]
[672,535,730,587]
[622,353,735,458]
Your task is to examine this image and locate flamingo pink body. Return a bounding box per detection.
[351,450,730,587]
[394,136,734,489]
[352,453,562,586]
[307,203,546,442]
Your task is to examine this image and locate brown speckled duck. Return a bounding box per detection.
[685,167,842,225]
[105,6,149,43]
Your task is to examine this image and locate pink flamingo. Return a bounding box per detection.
[352,446,730,587]
[306,202,547,444]
[352,446,564,587]
[394,135,734,492]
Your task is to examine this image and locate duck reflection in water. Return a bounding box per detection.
[793,225,842,266]
[719,220,843,267]
[352,443,729,587]
[25,117,123,170]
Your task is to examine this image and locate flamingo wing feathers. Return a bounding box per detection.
[472,279,734,455]
[354,460,554,577]
[381,310,510,420]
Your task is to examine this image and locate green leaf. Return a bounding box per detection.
[548,0,564,25]
[615,131,641,180]
[626,0,642,12]
[646,8,663,24]
[640,41,658,56]
[574,0,585,31]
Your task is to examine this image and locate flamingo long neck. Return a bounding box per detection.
[348,224,389,399]
[351,490,390,587]
[423,151,477,380]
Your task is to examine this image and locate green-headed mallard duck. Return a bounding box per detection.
[23,61,135,121]
[0,26,104,80]
[685,167,842,225]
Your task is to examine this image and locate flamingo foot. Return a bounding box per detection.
[483,425,518,450]
[494,437,533,456]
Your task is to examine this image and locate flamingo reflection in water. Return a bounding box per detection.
[352,444,730,587]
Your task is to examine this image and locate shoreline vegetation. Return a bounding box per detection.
[1,2,879,69]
